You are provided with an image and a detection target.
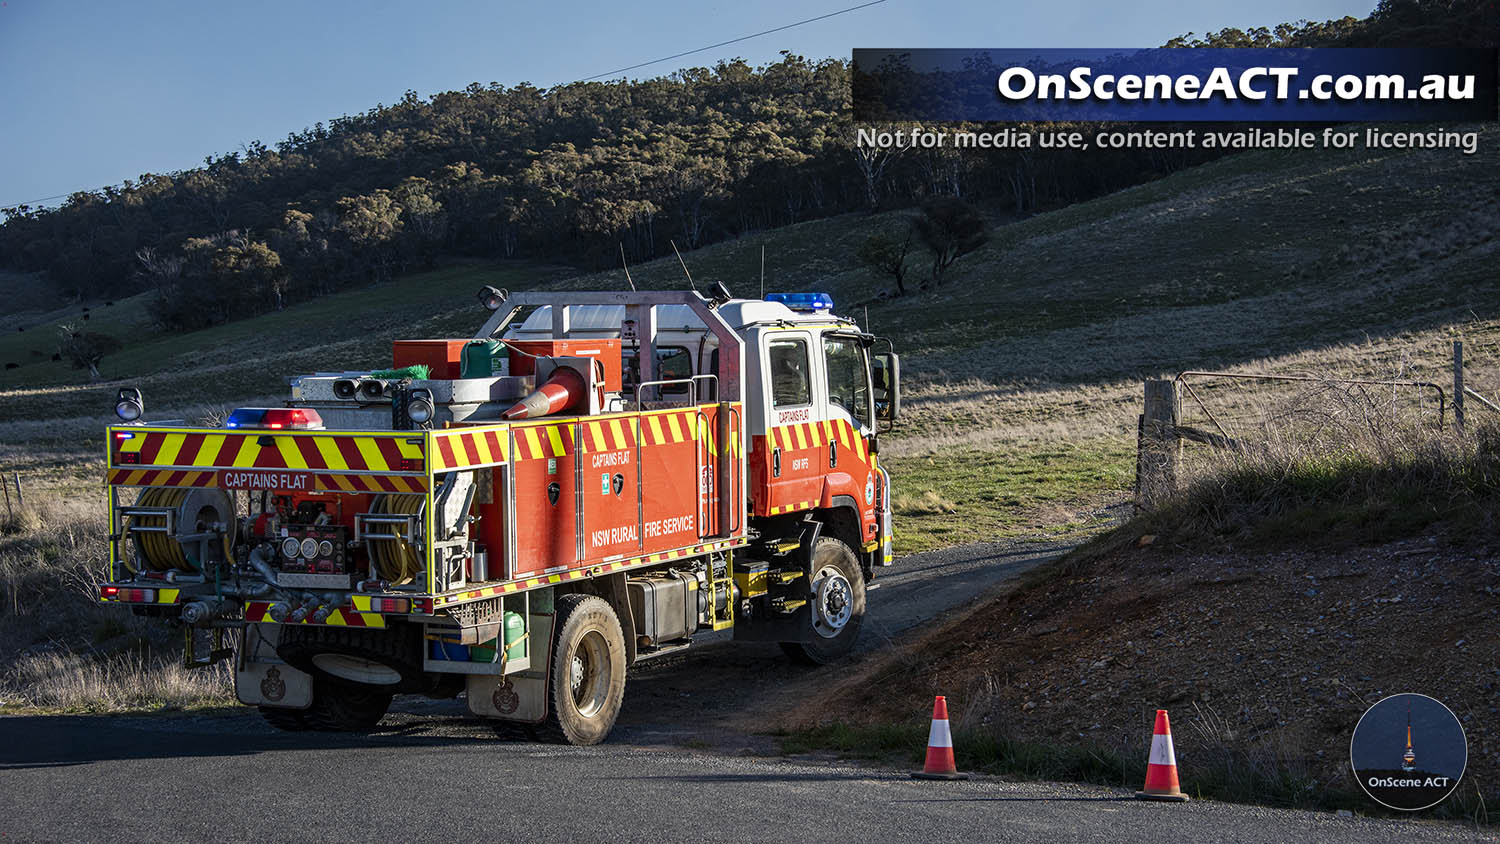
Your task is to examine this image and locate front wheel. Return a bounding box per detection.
[780,537,866,665]
[541,594,627,745]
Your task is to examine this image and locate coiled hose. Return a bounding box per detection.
[368,493,424,585]
[126,488,234,573]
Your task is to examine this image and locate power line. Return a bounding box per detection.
[579,0,888,82]
[5,2,891,208]
[1,191,78,209]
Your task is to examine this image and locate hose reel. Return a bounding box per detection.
[364,493,425,585]
[125,487,237,573]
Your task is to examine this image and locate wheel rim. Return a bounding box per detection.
[311,653,402,685]
[811,564,854,639]
[569,629,611,717]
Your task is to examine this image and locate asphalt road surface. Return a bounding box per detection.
[0,531,1488,842]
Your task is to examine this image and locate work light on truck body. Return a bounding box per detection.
[114,387,143,422]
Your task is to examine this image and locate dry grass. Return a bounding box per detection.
[0,492,231,713]
[2,650,231,712]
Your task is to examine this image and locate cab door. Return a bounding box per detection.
[819,331,880,548]
[757,330,824,514]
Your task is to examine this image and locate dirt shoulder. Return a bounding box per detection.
[796,535,1500,800]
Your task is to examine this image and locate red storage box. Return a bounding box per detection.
[507,339,622,392]
[392,340,470,380]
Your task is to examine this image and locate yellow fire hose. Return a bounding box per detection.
[368,493,424,585]
[126,488,234,573]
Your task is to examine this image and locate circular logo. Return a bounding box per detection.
[260,667,287,702]
[1350,693,1466,811]
[492,680,520,715]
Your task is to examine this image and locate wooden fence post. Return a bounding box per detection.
[1453,340,1465,433]
[1136,379,1181,508]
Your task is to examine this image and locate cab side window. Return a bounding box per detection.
[823,334,870,427]
[769,339,810,408]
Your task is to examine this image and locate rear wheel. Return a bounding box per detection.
[302,676,393,732]
[540,594,626,745]
[780,537,865,665]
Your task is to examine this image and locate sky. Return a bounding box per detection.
[0,0,1376,209]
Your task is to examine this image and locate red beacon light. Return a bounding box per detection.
[225,407,325,430]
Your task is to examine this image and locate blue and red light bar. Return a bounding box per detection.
[224,407,325,430]
[767,292,834,313]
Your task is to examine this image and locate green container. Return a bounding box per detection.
[470,611,527,663]
[460,340,506,379]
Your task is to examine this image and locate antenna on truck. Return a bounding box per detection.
[619,242,637,291]
[670,240,696,292]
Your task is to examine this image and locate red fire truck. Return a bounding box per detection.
[99,289,899,744]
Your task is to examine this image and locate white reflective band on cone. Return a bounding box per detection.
[928,718,954,749]
[1149,733,1177,766]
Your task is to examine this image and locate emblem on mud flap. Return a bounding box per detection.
[493,679,520,715]
[261,667,287,702]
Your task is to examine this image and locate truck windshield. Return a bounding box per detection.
[823,334,870,427]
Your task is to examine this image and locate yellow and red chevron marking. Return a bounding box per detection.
[514,421,575,461]
[581,416,637,452]
[243,601,387,628]
[107,467,426,493]
[638,405,743,457]
[431,427,511,470]
[314,473,426,493]
[107,469,218,488]
[770,418,869,464]
[434,538,744,607]
[110,428,424,474]
[767,500,816,516]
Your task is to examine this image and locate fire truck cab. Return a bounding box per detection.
[98,288,899,744]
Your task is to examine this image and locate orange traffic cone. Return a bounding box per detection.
[913,696,968,780]
[1136,709,1190,802]
[502,366,588,420]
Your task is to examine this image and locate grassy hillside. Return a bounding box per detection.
[1,124,1496,553]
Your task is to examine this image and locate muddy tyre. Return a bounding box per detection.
[780,537,865,665]
[539,594,626,746]
[302,676,392,732]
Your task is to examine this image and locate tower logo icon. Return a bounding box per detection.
[1351,693,1466,811]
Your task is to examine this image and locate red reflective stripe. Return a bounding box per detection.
[484,431,503,460]
[373,437,404,471]
[436,436,459,469]
[461,434,482,466]
[253,440,287,469]
[334,437,367,471]
[138,433,165,464]
[176,434,205,466]
[163,470,187,486]
[373,475,398,493]
[213,435,245,467]
[294,436,325,469]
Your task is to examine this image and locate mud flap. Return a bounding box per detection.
[466,611,555,724]
[236,623,313,709]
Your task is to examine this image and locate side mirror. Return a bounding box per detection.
[873,351,900,427]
